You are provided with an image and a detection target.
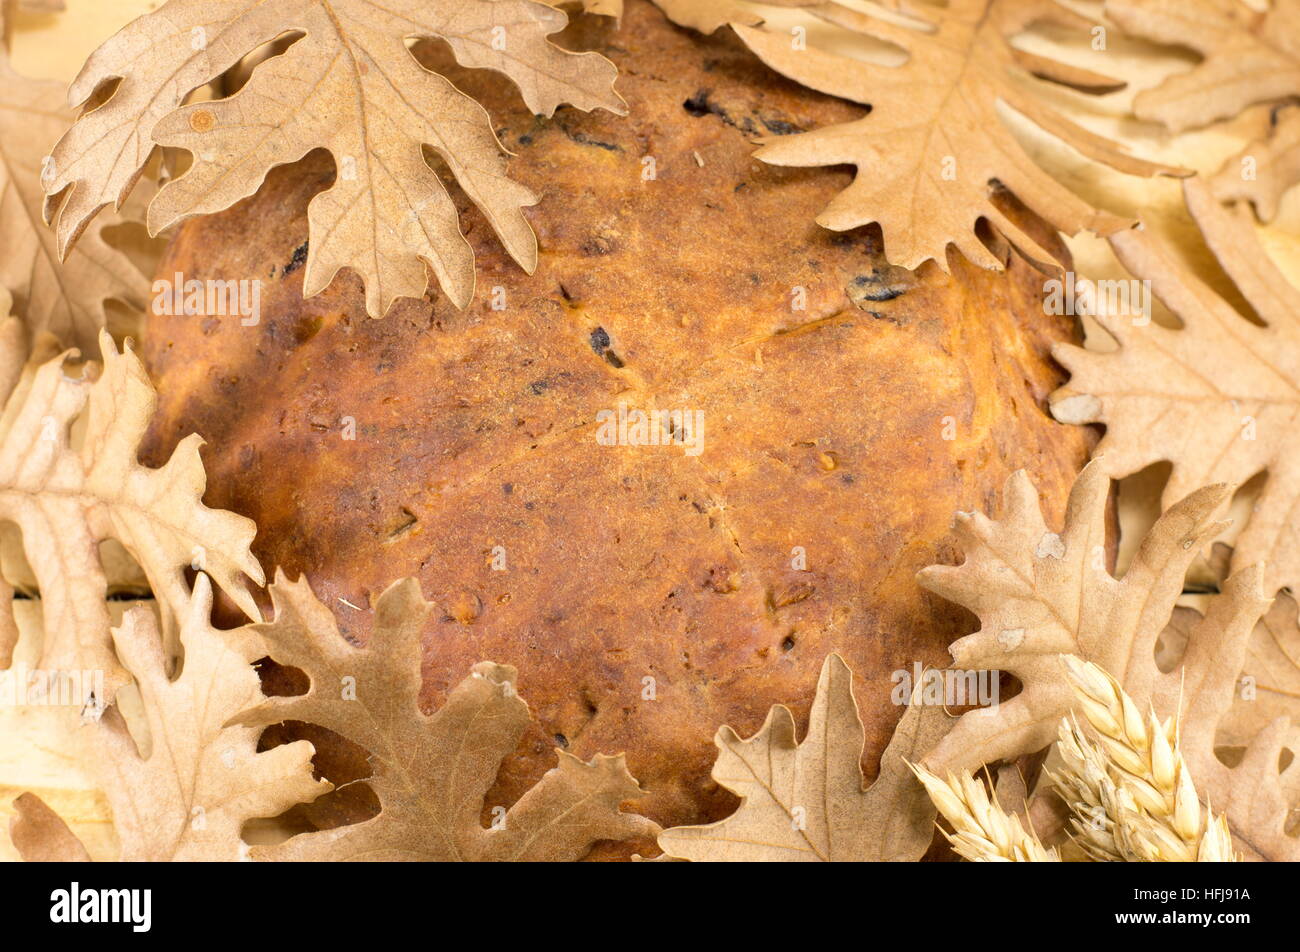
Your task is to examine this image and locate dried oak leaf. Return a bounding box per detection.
[237,572,657,861]
[919,460,1225,773]
[0,329,263,701]
[1164,589,1300,761]
[1050,178,1300,599]
[1108,0,1300,134]
[10,574,328,861]
[562,0,823,33]
[0,30,147,352]
[648,0,822,35]
[707,0,1180,271]
[919,462,1299,860]
[1149,577,1300,861]
[1212,106,1300,223]
[657,654,950,862]
[41,0,625,318]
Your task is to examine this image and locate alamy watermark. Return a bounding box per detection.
[0,664,104,710]
[50,883,151,932]
[891,662,999,712]
[152,272,262,326]
[595,401,704,457]
[1044,271,1151,325]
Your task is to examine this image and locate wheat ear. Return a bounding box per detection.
[909,763,1060,862]
[1051,655,1237,862]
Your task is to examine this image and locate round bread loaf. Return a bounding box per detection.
[140,0,1094,854]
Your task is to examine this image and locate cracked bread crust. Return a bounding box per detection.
[140,0,1094,856]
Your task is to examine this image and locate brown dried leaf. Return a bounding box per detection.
[0,29,147,352]
[657,654,951,861]
[707,0,1182,271]
[1168,592,1300,754]
[918,460,1225,771]
[0,330,264,702]
[11,574,328,861]
[9,792,90,862]
[1109,0,1300,133]
[1166,582,1300,860]
[919,463,1299,860]
[42,0,625,318]
[238,572,657,861]
[555,0,625,19]
[1051,178,1300,598]
[0,286,23,432]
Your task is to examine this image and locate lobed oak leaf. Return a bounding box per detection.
[561,0,826,34]
[1108,0,1300,134]
[238,572,658,861]
[1157,576,1300,860]
[1212,106,1300,223]
[919,461,1227,773]
[1164,590,1300,759]
[702,0,1182,272]
[0,26,148,352]
[10,574,329,861]
[648,0,822,35]
[0,329,264,702]
[919,463,1299,860]
[657,653,951,862]
[1050,178,1300,599]
[41,0,625,318]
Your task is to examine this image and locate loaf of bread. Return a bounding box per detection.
[140,0,1093,854]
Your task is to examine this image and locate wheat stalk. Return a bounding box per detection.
[913,655,1238,862]
[1050,655,1237,862]
[909,764,1060,862]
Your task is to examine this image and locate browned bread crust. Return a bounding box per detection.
[140,0,1094,855]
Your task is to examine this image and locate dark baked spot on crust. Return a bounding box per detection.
[283,240,309,276]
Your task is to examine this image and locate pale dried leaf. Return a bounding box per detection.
[238,572,657,861]
[11,574,328,861]
[919,460,1227,771]
[1050,178,1300,598]
[1229,593,1300,747]
[43,0,625,318]
[650,0,821,34]
[0,330,264,702]
[0,596,125,862]
[715,0,1182,271]
[1212,107,1300,223]
[657,654,951,861]
[0,37,147,351]
[1109,0,1300,133]
[1152,575,1299,860]
[920,463,1299,860]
